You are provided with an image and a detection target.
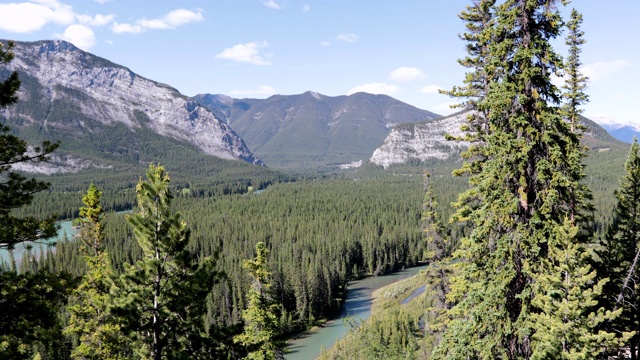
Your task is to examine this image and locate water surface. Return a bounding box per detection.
[285,264,428,360]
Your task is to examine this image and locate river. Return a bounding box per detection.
[1,210,131,268]
[0,218,77,267]
[285,264,429,360]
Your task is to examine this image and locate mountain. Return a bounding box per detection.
[194,91,440,169]
[371,112,625,168]
[1,40,263,175]
[588,117,640,143]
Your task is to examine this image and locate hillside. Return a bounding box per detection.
[0,40,263,177]
[194,91,440,169]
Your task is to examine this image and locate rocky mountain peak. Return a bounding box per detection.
[3,39,263,168]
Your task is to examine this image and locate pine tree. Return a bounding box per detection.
[445,0,496,179]
[65,184,127,360]
[599,139,640,358]
[234,241,283,360]
[421,171,450,346]
[530,219,628,359]
[0,41,59,256]
[435,2,606,358]
[112,164,220,360]
[562,9,589,133]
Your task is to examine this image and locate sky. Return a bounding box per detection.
[0,0,638,126]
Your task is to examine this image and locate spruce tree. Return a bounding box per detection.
[599,139,640,358]
[65,184,127,360]
[234,241,283,360]
[112,164,220,360]
[530,219,627,359]
[562,9,589,133]
[435,2,609,358]
[421,171,450,347]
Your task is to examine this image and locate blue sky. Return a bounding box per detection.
[0,0,638,126]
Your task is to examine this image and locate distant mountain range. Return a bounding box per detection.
[194,92,439,169]
[1,40,262,175]
[590,117,640,143]
[0,39,627,176]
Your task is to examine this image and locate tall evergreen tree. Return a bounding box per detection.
[112,164,220,360]
[562,9,589,133]
[445,0,496,179]
[65,184,127,360]
[435,2,610,358]
[421,171,450,346]
[234,241,283,360]
[599,139,640,358]
[530,219,627,359]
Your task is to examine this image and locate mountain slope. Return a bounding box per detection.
[194,91,440,169]
[1,40,263,173]
[371,112,626,168]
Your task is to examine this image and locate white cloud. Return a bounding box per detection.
[77,13,114,27]
[389,67,425,82]
[337,33,359,43]
[105,39,113,45]
[580,60,632,82]
[112,9,203,34]
[94,0,110,3]
[216,41,272,66]
[347,83,399,96]
[112,22,143,34]
[263,0,281,9]
[302,4,311,12]
[0,0,75,33]
[420,85,442,94]
[229,85,277,97]
[320,40,331,47]
[56,24,95,50]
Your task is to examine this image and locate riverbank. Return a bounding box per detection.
[317,268,430,359]
[285,264,429,360]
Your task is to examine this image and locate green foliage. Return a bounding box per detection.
[320,273,426,360]
[0,41,59,255]
[0,270,73,359]
[65,184,127,360]
[0,40,73,360]
[562,9,589,133]
[434,1,614,358]
[112,164,220,359]
[531,219,628,359]
[421,172,450,346]
[235,242,283,359]
[598,138,640,357]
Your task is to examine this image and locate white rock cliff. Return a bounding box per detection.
[370,112,470,168]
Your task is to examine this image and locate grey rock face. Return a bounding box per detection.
[370,112,470,168]
[4,40,263,166]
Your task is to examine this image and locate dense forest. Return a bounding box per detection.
[2,1,640,359]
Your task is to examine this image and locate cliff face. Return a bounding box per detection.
[2,40,263,168]
[370,112,469,168]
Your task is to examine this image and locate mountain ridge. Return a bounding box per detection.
[1,39,264,172]
[194,91,440,169]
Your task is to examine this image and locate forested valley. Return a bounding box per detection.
[3,0,640,359]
